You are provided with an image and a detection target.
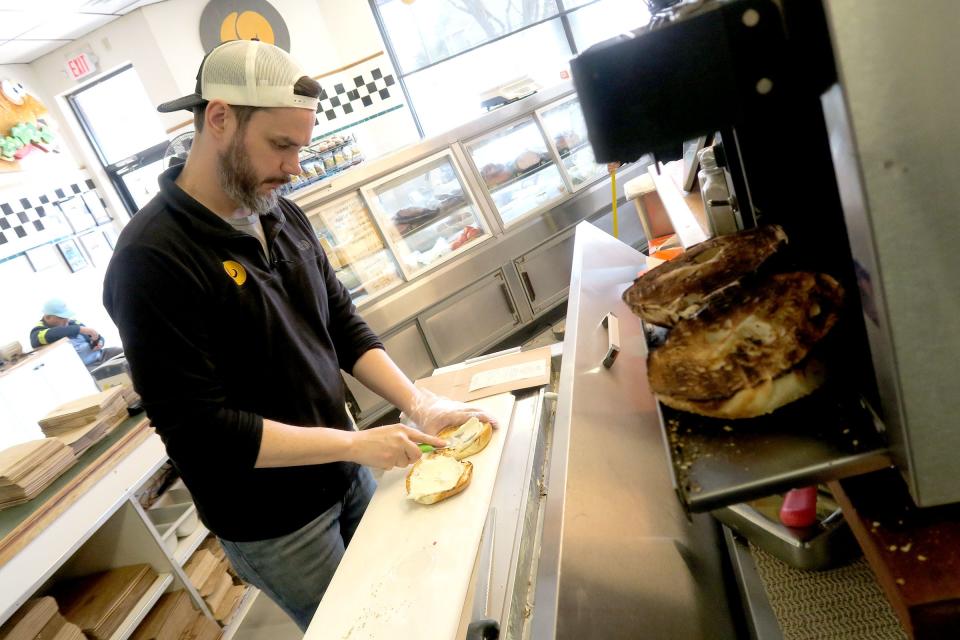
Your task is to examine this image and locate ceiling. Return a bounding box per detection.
[0,0,167,65]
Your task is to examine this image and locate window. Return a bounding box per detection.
[66,65,169,215]
[568,0,652,50]
[378,0,559,73]
[372,0,650,136]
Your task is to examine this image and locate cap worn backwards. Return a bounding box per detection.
[157,40,318,113]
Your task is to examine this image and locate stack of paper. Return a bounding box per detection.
[0,597,84,640]
[38,388,125,433]
[0,440,76,510]
[39,388,129,456]
[129,591,195,640]
[182,612,220,640]
[185,539,246,623]
[213,585,245,624]
[183,549,220,593]
[118,385,141,408]
[53,564,158,640]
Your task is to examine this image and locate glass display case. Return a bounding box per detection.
[538,97,607,190]
[361,151,490,277]
[465,116,569,226]
[281,133,364,196]
[307,191,403,304]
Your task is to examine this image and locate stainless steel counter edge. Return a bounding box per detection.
[723,526,784,640]
[528,227,584,640]
[530,223,737,639]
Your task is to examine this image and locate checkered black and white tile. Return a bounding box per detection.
[0,177,108,261]
[315,63,403,126]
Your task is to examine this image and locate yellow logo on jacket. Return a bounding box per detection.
[222,260,247,286]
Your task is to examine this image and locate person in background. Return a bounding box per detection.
[103,39,494,631]
[30,298,122,368]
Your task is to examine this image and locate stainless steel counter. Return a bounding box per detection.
[530,222,736,639]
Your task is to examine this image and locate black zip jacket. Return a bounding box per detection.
[103,165,383,541]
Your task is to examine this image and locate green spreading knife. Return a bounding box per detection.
[418,429,478,454]
[418,444,444,453]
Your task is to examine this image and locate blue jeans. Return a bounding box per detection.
[219,466,376,631]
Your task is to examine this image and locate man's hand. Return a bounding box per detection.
[345,424,447,470]
[406,390,499,436]
[79,326,100,342]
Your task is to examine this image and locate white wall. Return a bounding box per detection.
[0,60,118,350]
[1,0,416,351]
[30,10,180,132]
[29,10,177,225]
[140,0,340,132]
[1,11,173,349]
[0,252,118,353]
[315,0,388,62]
[27,0,408,174]
[311,0,419,154]
[0,63,86,195]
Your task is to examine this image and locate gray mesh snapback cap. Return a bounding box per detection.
[157,40,318,113]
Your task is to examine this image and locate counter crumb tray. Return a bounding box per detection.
[658,388,892,513]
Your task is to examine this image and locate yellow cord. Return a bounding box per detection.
[610,166,618,239]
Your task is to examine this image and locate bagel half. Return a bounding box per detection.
[437,417,493,460]
[648,272,844,419]
[406,451,473,505]
[656,358,826,419]
[623,225,788,327]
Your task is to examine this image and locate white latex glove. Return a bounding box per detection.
[403,389,499,436]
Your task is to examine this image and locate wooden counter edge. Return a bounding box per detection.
[827,479,915,639]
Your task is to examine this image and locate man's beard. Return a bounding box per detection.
[217,133,287,215]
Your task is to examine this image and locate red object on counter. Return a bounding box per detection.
[780,486,819,528]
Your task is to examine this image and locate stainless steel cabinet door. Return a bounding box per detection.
[419,270,522,366]
[343,322,436,422]
[515,229,576,315]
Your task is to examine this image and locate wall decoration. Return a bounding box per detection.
[313,55,404,133]
[0,78,58,171]
[102,226,118,250]
[78,231,112,267]
[56,238,88,273]
[0,177,99,261]
[199,0,291,53]
[57,196,95,234]
[25,244,60,272]
[81,189,111,225]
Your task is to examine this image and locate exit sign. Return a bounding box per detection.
[66,52,98,81]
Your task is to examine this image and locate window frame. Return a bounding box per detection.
[65,64,168,216]
[370,0,607,137]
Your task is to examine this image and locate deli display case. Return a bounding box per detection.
[465,116,569,227]
[306,191,403,303]
[538,96,608,189]
[281,133,364,196]
[289,82,651,426]
[361,150,490,277]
